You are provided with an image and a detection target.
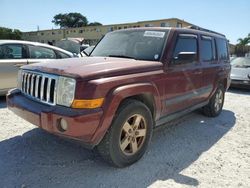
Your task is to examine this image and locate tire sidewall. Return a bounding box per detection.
[211,85,225,116]
[109,101,153,167]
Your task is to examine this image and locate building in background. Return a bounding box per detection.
[21,18,193,45]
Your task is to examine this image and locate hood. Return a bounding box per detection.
[22,57,163,80]
[231,66,250,80]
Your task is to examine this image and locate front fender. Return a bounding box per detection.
[90,82,161,145]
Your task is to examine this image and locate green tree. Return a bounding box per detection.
[52,13,88,28]
[0,27,22,40]
[88,22,102,26]
[235,33,250,56]
[237,33,250,46]
[237,38,250,46]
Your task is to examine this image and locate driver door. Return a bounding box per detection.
[162,34,203,116]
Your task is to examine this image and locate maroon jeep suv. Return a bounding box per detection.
[7,27,231,167]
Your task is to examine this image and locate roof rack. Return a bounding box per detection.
[186,25,225,37]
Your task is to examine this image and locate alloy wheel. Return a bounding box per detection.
[214,89,223,112]
[119,114,147,156]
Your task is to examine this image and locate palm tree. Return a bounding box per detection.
[236,33,250,56]
[237,36,250,46]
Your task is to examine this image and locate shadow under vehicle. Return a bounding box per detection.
[0,110,236,187]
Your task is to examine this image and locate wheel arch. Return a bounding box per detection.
[91,82,161,146]
[120,93,155,119]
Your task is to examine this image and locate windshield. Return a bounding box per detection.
[231,57,250,67]
[91,30,168,61]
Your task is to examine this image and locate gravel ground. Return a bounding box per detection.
[0,88,249,188]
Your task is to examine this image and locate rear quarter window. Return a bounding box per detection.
[216,38,229,60]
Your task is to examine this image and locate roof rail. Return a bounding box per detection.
[186,25,225,37]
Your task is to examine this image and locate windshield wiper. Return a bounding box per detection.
[108,55,136,59]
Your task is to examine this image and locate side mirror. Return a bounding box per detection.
[83,46,95,57]
[174,52,197,64]
[80,46,87,52]
[80,46,90,56]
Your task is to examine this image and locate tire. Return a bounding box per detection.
[97,99,153,168]
[203,84,225,117]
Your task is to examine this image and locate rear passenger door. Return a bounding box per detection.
[0,44,28,91]
[162,34,203,115]
[200,36,230,101]
[199,35,217,101]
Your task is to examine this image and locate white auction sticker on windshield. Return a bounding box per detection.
[144,31,165,38]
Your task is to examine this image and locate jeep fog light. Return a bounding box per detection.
[58,118,68,132]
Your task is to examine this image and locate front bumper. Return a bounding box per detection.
[231,79,250,88]
[7,89,103,148]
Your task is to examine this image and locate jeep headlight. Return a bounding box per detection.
[56,76,76,107]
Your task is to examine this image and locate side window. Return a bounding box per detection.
[57,51,71,59]
[173,35,198,64]
[201,36,214,61]
[29,45,56,59]
[216,38,229,60]
[0,44,25,59]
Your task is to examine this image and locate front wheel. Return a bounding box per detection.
[97,99,153,167]
[203,84,225,117]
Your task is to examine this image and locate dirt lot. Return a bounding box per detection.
[0,88,249,188]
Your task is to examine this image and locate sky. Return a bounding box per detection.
[0,0,249,44]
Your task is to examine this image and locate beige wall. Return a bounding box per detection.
[22,18,193,45]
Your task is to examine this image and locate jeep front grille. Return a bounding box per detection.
[21,71,58,105]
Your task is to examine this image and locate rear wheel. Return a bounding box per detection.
[203,84,225,117]
[97,99,153,167]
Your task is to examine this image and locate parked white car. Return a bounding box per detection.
[0,40,75,95]
[230,57,250,89]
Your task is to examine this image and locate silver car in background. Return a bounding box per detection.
[0,40,74,95]
[230,57,250,89]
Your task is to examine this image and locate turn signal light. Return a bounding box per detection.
[71,98,104,109]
